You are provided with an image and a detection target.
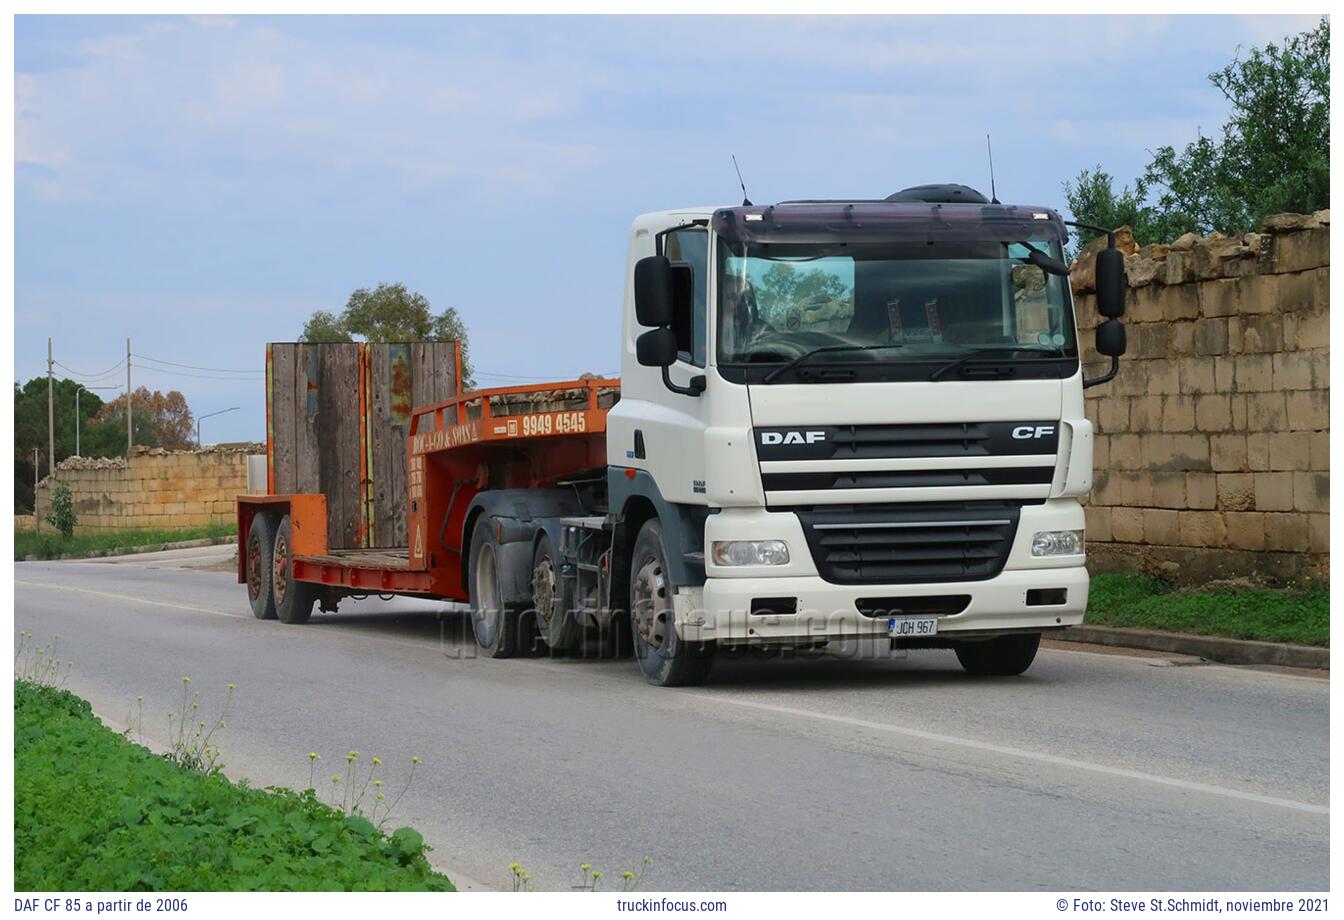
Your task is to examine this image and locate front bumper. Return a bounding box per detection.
[679,566,1088,643]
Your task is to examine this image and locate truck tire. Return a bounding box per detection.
[272,514,317,625]
[629,519,714,687]
[468,518,520,658]
[954,633,1041,676]
[531,533,580,652]
[246,512,278,620]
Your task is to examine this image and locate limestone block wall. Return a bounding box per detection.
[34,445,262,534]
[1073,212,1329,582]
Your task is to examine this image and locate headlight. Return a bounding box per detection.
[1031,530,1085,557]
[711,540,790,566]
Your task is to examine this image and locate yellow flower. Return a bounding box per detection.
[182,677,190,684]
[330,775,341,783]
[623,871,634,880]
[307,752,319,761]
[373,780,383,787]
[227,683,236,690]
[411,756,421,764]
[372,757,381,766]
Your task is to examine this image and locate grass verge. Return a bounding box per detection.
[14,681,455,891]
[15,523,234,561]
[1085,573,1328,647]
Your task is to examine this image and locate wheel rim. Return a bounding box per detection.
[531,555,556,628]
[273,533,289,605]
[474,542,499,644]
[631,556,670,652]
[246,532,263,601]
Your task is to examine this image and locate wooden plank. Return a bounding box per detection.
[411,343,434,412]
[270,344,297,494]
[337,345,361,550]
[368,345,396,548]
[386,344,412,547]
[295,344,321,494]
[316,345,361,549]
[430,341,459,402]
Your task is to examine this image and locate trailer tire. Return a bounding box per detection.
[246,512,279,620]
[954,633,1041,676]
[272,514,317,625]
[629,519,714,687]
[531,533,580,652]
[468,518,520,658]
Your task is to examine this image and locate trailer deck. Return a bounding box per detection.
[241,375,620,604]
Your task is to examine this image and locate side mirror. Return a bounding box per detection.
[634,256,674,327]
[1095,247,1126,318]
[636,328,678,367]
[1095,318,1126,358]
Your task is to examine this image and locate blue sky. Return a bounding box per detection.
[15,13,1320,444]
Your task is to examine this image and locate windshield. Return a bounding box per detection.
[716,239,1077,371]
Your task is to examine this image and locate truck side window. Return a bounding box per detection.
[663,229,708,366]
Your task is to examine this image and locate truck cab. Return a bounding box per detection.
[606,185,1127,685]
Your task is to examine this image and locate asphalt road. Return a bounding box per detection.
[14,549,1329,891]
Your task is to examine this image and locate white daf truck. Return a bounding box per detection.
[241,182,1128,688]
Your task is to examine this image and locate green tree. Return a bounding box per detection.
[756,263,849,322]
[300,283,475,387]
[1065,19,1328,248]
[14,377,110,513]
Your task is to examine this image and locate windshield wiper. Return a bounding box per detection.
[928,346,1065,381]
[762,343,905,384]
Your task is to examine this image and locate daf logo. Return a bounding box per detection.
[761,430,827,445]
[1012,425,1056,439]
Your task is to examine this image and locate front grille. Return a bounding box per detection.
[755,421,1058,462]
[762,466,1054,492]
[795,502,1022,585]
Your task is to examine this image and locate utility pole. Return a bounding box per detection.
[126,338,133,458]
[33,446,41,534]
[46,338,54,477]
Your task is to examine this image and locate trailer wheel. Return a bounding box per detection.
[954,633,1041,676]
[468,518,519,658]
[246,512,279,620]
[629,519,714,687]
[272,515,317,625]
[531,533,580,652]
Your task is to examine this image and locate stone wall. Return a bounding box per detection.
[1073,212,1329,583]
[34,445,263,534]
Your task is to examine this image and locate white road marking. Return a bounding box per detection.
[687,693,1329,816]
[15,579,247,619]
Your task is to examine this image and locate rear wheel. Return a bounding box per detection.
[468,518,520,658]
[246,512,278,620]
[629,519,714,687]
[272,515,318,625]
[954,633,1041,676]
[531,533,580,652]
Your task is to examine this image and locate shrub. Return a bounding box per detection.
[45,480,77,539]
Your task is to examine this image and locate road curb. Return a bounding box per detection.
[1055,625,1329,670]
[26,535,238,562]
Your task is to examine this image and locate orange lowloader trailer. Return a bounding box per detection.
[238,376,620,640]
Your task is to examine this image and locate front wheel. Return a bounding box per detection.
[629,519,714,687]
[954,633,1041,676]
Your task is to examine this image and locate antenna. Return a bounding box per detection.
[732,155,753,206]
[985,134,1000,204]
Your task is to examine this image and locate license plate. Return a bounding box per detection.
[888,616,939,638]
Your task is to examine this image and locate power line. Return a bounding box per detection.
[132,353,263,374]
[52,358,126,381]
[132,365,263,381]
